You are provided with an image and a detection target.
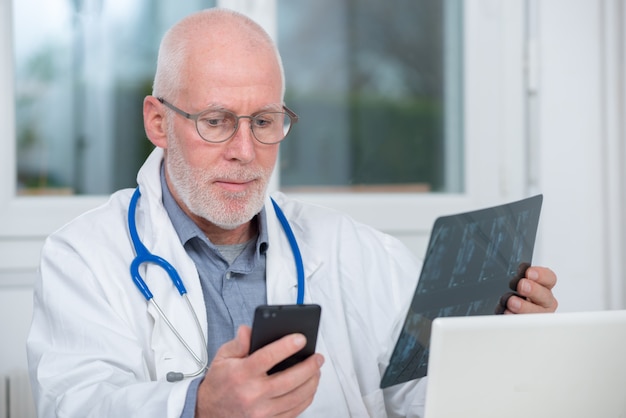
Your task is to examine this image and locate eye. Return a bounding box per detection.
[253,113,277,129]
[199,111,233,128]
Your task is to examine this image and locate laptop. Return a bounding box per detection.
[424,310,626,418]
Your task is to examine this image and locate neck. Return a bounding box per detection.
[193,214,258,245]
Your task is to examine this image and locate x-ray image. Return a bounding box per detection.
[380,195,543,389]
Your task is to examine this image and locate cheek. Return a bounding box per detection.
[172,130,220,166]
[185,146,219,168]
[256,146,280,170]
[166,139,218,180]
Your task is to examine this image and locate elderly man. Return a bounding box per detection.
[27,8,558,418]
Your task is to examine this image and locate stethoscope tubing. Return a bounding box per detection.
[129,187,187,299]
[270,198,305,305]
[127,186,305,381]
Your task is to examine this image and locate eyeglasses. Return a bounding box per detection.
[158,98,298,144]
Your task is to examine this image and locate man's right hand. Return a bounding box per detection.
[195,325,324,417]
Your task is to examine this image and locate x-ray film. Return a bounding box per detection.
[380,195,543,389]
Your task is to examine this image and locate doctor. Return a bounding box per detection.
[26,8,558,418]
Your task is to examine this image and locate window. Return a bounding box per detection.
[13,0,216,196]
[13,0,462,196]
[277,0,463,194]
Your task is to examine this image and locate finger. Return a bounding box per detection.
[506,294,549,313]
[274,375,321,418]
[269,353,324,396]
[495,292,517,314]
[520,268,558,311]
[507,281,558,313]
[525,266,557,290]
[263,355,324,417]
[251,373,320,418]
[508,262,531,291]
[213,325,252,362]
[247,333,308,375]
[232,354,323,417]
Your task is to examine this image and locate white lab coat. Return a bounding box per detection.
[27,148,427,418]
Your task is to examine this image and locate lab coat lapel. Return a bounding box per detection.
[265,194,323,305]
[144,233,207,380]
[263,194,363,416]
[137,159,208,380]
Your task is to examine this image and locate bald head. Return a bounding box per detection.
[152,8,285,102]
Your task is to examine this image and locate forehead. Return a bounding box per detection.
[178,26,283,108]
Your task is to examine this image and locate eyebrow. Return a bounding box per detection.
[257,103,283,112]
[200,102,283,114]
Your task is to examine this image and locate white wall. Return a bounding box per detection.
[531,0,626,312]
[0,288,33,375]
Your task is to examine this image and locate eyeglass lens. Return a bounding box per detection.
[196,110,292,144]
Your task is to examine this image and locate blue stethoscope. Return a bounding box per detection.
[128,186,305,381]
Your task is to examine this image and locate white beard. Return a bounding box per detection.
[164,128,271,230]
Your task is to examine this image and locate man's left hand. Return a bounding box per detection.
[505,266,558,314]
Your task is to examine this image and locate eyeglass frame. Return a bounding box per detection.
[157,97,299,144]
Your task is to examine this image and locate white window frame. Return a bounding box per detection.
[0,0,528,273]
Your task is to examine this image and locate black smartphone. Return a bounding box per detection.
[249,304,321,374]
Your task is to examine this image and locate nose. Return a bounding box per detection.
[224,117,256,163]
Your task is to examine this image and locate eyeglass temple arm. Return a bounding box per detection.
[283,105,299,123]
[157,97,193,119]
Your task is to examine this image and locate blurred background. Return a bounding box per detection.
[1,0,625,415]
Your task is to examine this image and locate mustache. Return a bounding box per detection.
[210,167,269,183]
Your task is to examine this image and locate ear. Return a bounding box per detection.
[143,96,169,149]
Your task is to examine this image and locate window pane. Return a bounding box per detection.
[277,0,464,193]
[13,0,216,195]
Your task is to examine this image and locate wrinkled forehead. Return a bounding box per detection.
[177,23,282,100]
